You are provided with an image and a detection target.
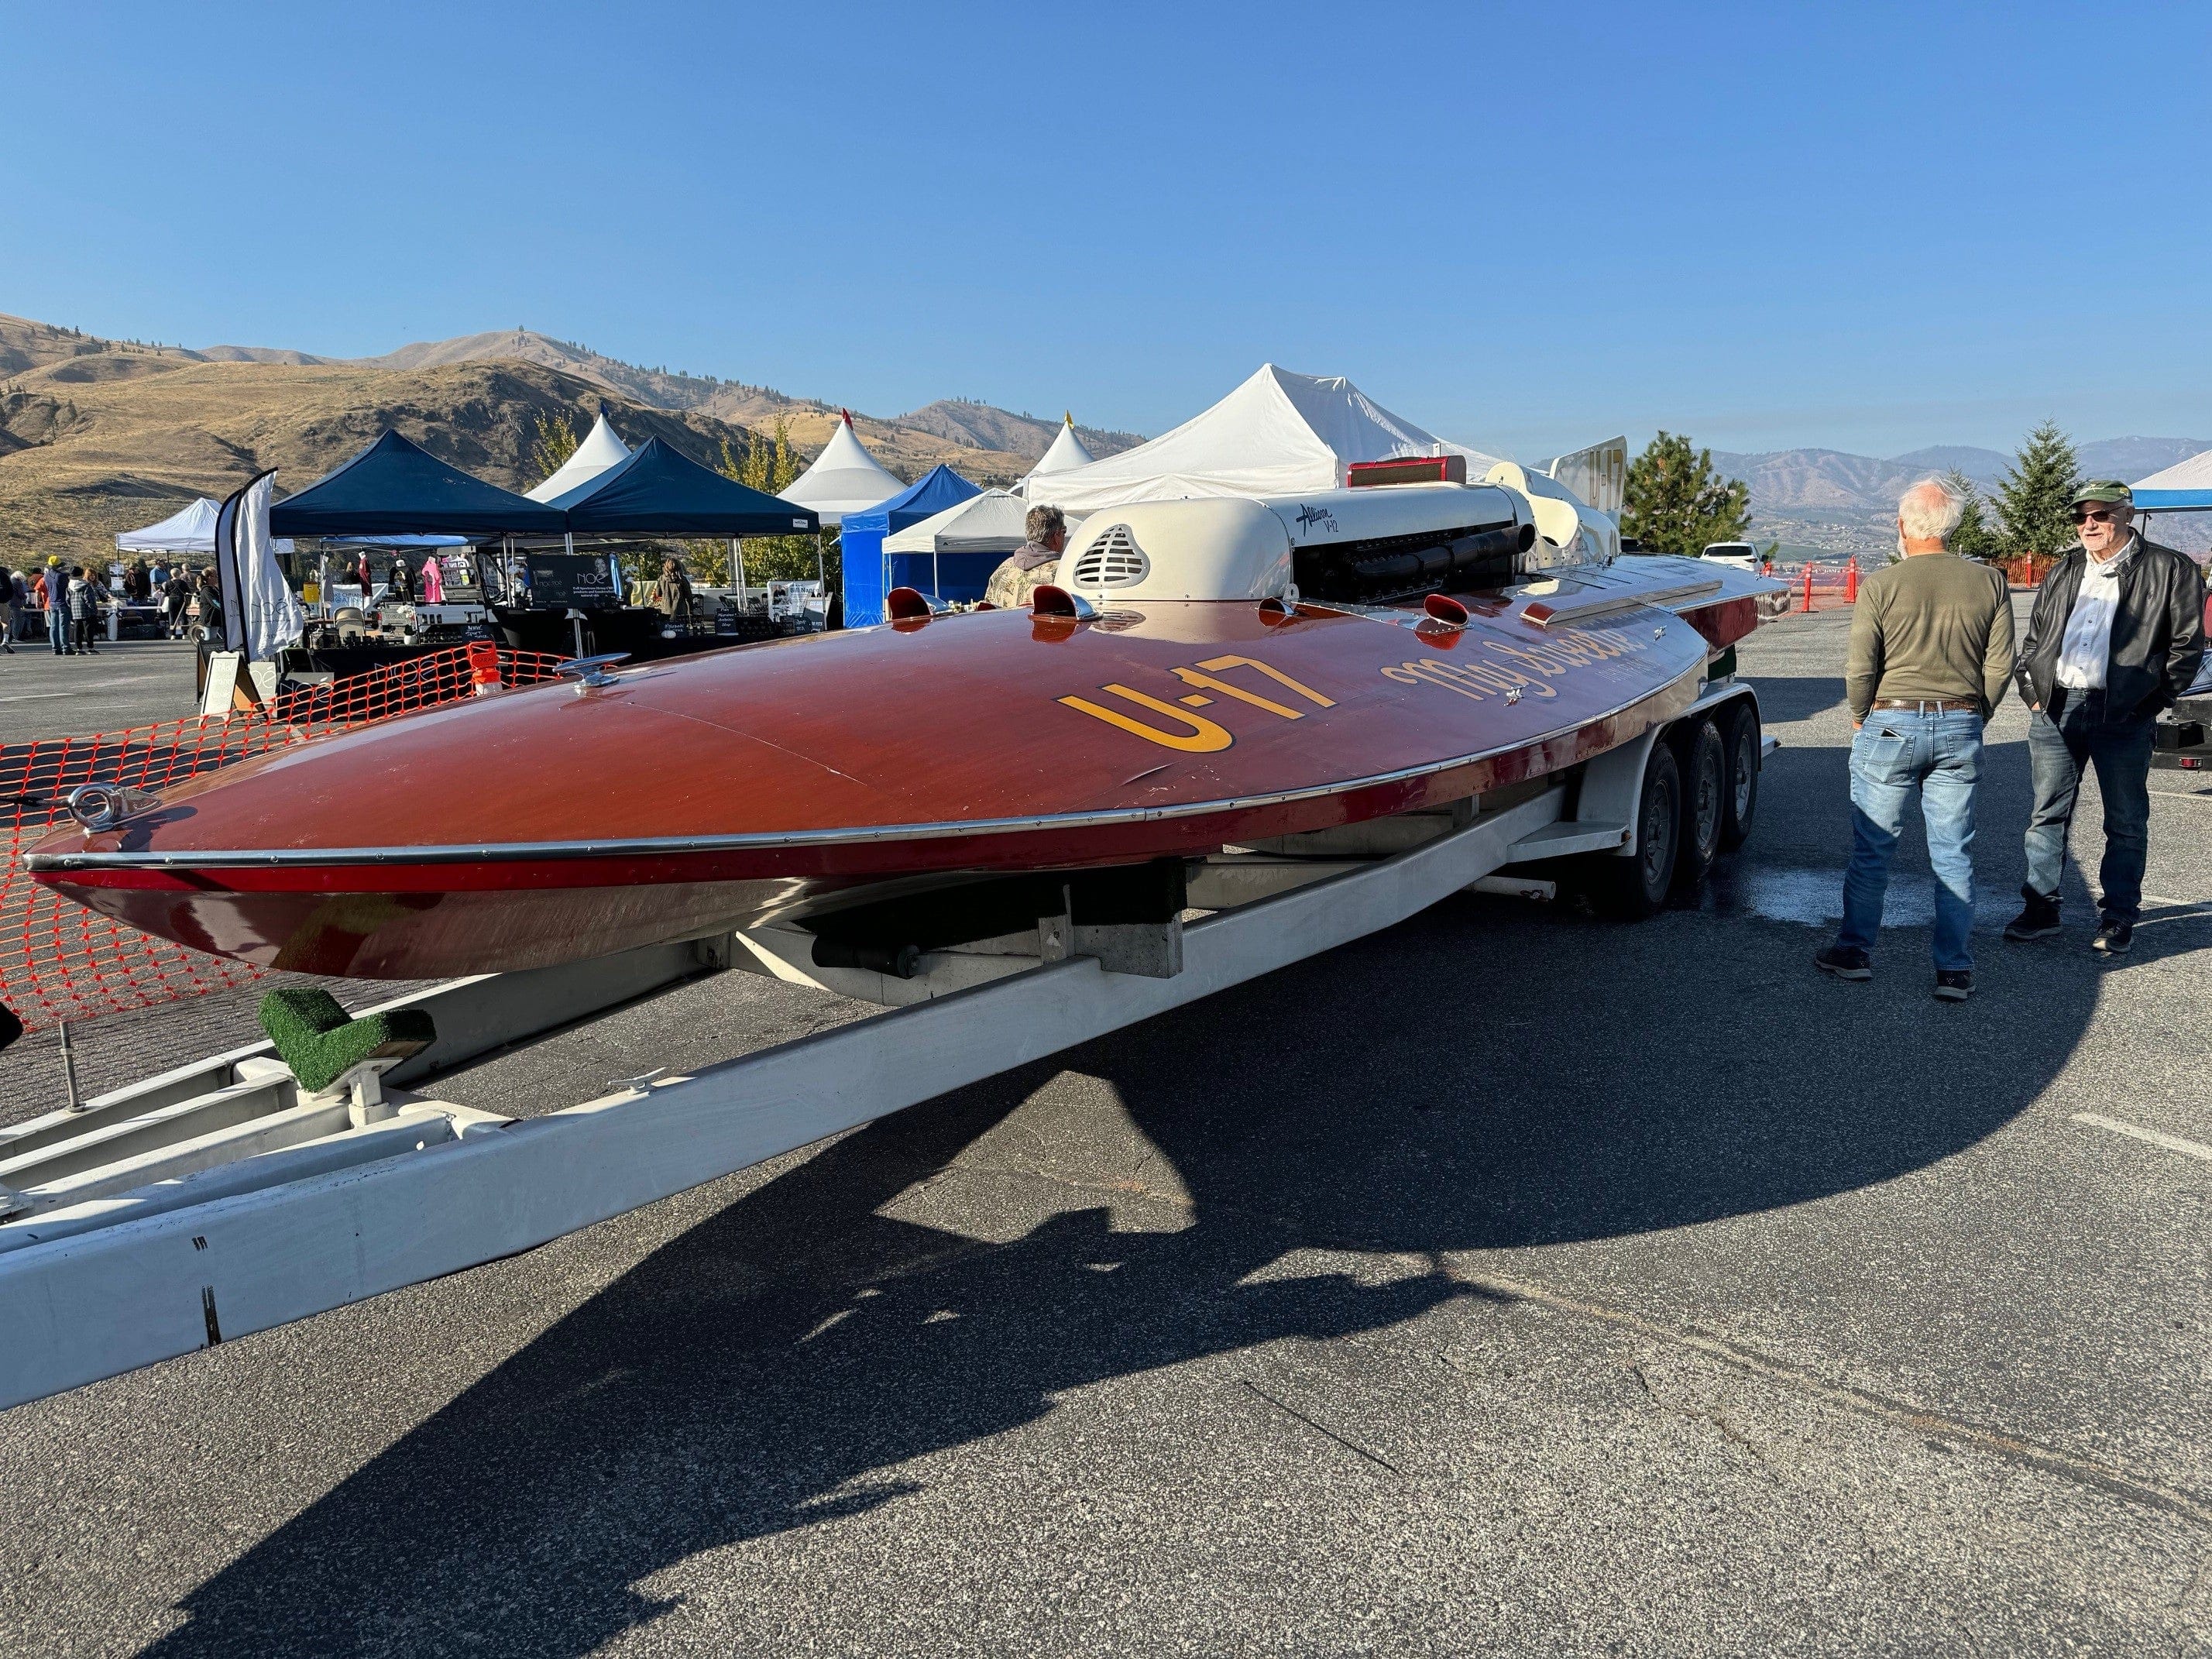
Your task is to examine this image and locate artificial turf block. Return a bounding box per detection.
[258,988,437,1095]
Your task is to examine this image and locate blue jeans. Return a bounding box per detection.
[1838,707,1983,972]
[46,607,67,654]
[2024,691,2154,922]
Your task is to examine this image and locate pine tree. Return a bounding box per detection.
[1622,431,1751,555]
[1994,420,2079,558]
[1943,469,2000,560]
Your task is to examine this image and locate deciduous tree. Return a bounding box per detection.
[525,410,579,489]
[1623,432,1751,555]
[718,421,831,585]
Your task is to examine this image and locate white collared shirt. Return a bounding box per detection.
[2054,536,2136,689]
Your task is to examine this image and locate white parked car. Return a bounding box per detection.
[1701,541,1760,571]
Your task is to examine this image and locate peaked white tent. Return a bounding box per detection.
[779,410,905,527]
[525,411,632,503]
[1024,365,1503,513]
[117,496,293,557]
[1023,414,1096,486]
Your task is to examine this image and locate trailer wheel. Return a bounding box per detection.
[1718,701,1760,850]
[1671,719,1724,895]
[1587,740,1681,920]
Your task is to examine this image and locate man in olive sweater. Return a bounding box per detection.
[1816,477,2014,1000]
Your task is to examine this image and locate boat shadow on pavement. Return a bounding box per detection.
[139,709,2199,1657]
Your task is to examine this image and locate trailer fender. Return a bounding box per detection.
[1593,684,1760,858]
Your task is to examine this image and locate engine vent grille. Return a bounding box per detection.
[1071,525,1149,588]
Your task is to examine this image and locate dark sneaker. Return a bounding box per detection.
[1815,944,1873,981]
[1933,970,1973,1001]
[2090,919,2133,957]
[2004,891,2062,942]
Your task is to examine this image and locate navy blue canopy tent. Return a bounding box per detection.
[839,465,984,625]
[270,430,568,538]
[548,437,821,537]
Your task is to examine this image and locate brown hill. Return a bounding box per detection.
[0,312,1103,567]
[0,353,766,567]
[355,328,1144,464]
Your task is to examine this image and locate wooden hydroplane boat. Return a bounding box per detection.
[29,476,1778,977]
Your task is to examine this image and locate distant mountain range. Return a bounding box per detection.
[182,326,1145,469]
[0,312,1143,565]
[6,307,2206,565]
[1709,438,2210,552]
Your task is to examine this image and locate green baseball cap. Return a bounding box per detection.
[2070,479,2134,506]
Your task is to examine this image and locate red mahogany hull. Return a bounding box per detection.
[31,567,1758,977]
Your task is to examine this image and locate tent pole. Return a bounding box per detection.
[933,546,940,603]
[733,538,747,608]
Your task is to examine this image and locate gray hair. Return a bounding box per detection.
[1025,504,1067,544]
[1898,476,1966,543]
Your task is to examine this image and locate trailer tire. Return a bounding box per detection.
[1718,700,1760,850]
[1587,741,1681,920]
[1672,719,1725,895]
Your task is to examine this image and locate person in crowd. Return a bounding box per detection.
[67,565,102,655]
[0,568,16,654]
[984,505,1070,610]
[2006,480,2207,956]
[420,552,445,606]
[43,559,70,655]
[162,566,194,637]
[195,566,225,644]
[654,556,694,625]
[150,558,169,591]
[1816,477,2014,1001]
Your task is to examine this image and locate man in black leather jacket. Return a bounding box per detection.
[2007,481,2207,955]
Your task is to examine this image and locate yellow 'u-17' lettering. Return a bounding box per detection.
[1058,654,1336,751]
[1057,685,1233,751]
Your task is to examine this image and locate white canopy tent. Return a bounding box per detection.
[117,496,293,558]
[2133,447,2212,510]
[1023,365,1506,513]
[881,488,1034,558]
[524,412,633,503]
[881,487,1036,598]
[779,410,905,527]
[1022,414,1096,487]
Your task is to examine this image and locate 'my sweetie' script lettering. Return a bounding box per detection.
[1381,625,1646,703]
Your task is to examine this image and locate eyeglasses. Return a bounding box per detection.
[2072,508,2116,524]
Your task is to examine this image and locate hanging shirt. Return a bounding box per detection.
[2055,537,2136,690]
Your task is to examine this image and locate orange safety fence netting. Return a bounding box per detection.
[1779,562,1860,613]
[1,645,568,1033]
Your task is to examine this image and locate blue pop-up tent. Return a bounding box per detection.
[838,464,984,625]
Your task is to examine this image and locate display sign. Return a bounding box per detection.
[523,552,619,608]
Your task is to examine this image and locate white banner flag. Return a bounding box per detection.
[215,469,305,662]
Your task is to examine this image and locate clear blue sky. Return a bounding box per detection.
[7,2,2208,459]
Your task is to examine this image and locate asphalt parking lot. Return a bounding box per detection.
[2,605,2207,1657]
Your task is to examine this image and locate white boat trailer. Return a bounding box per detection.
[0,684,1772,1411]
